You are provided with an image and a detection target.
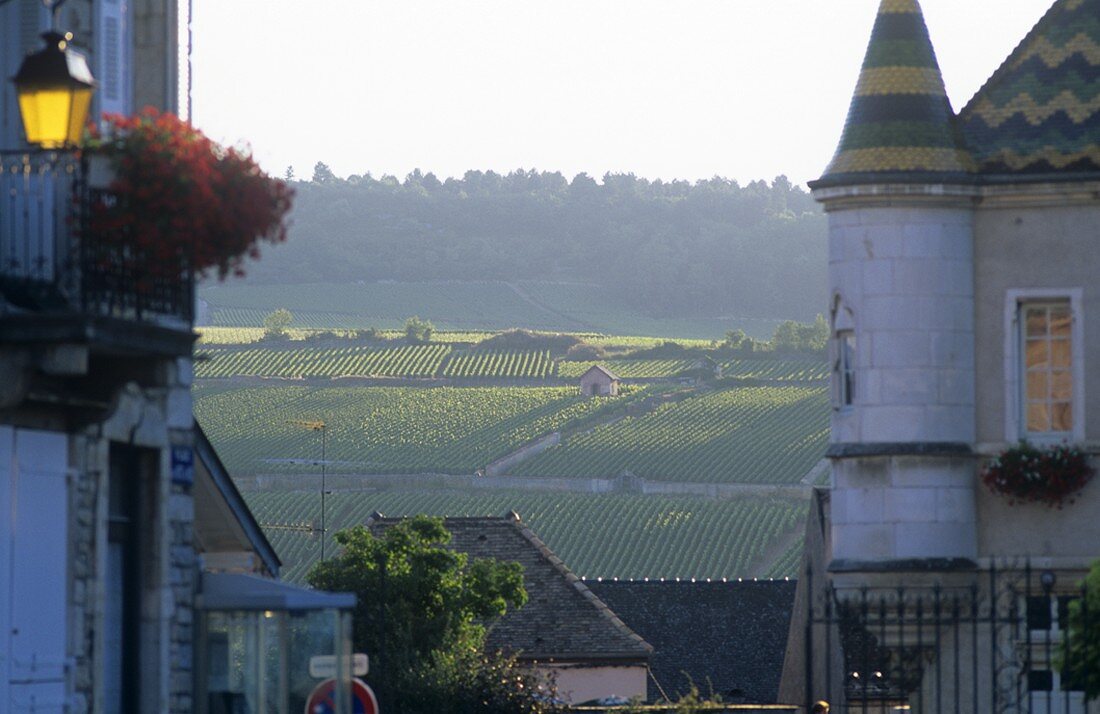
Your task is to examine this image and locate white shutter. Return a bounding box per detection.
[9,430,70,713]
[95,0,132,118]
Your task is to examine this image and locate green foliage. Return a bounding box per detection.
[1061,561,1100,699]
[262,308,293,339]
[308,517,557,714]
[246,490,808,583]
[512,386,829,484]
[770,315,829,353]
[442,350,553,379]
[405,315,434,344]
[236,172,826,325]
[474,329,583,357]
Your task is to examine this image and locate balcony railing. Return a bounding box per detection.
[0,151,193,326]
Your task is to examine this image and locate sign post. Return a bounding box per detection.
[304,678,378,714]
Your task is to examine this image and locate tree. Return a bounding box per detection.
[312,161,337,184]
[308,517,559,714]
[1062,560,1100,699]
[262,308,293,339]
[404,315,434,344]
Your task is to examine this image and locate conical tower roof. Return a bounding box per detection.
[814,0,973,187]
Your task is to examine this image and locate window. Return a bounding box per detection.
[838,330,855,407]
[1022,302,1073,435]
[1005,290,1084,443]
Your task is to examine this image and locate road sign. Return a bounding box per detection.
[309,653,369,678]
[304,678,378,714]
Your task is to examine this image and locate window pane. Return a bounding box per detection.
[1028,403,1050,432]
[1026,339,1049,369]
[1026,309,1048,337]
[1050,307,1071,337]
[1052,402,1073,431]
[1051,339,1071,368]
[1027,371,1048,400]
[1051,371,1072,401]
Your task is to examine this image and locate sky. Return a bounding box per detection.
[189,0,1055,187]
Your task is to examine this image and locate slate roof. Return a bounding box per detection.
[959,0,1100,176]
[815,0,972,187]
[581,364,621,381]
[366,513,652,662]
[586,579,796,705]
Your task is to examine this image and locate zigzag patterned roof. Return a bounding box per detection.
[815,0,973,187]
[959,0,1100,176]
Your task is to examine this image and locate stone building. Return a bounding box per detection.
[579,364,621,396]
[781,0,1100,710]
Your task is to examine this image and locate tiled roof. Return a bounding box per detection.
[815,0,972,187]
[582,364,620,381]
[586,579,796,705]
[366,513,652,661]
[959,0,1100,176]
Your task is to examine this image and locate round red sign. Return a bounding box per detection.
[304,677,379,714]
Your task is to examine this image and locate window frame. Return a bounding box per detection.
[1004,289,1085,444]
[831,294,857,412]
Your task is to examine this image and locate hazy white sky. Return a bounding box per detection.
[190,0,1054,187]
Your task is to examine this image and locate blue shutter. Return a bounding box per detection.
[8,430,70,713]
[95,0,132,118]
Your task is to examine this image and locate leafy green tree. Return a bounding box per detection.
[262,308,293,339]
[308,517,558,714]
[770,314,828,353]
[1062,560,1100,699]
[312,161,337,184]
[404,315,434,343]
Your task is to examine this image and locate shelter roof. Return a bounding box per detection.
[366,513,652,662]
[586,579,796,704]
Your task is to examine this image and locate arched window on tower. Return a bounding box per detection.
[832,295,856,409]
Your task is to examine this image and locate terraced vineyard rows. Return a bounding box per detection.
[442,350,553,379]
[245,489,808,583]
[194,386,629,475]
[512,385,829,483]
[197,344,451,378]
[722,358,829,381]
[556,359,695,379]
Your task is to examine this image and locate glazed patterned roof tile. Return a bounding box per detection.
[959,0,1100,175]
[815,0,972,187]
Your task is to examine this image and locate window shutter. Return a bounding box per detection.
[9,430,69,713]
[95,0,131,118]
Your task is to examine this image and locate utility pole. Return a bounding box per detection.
[289,419,327,561]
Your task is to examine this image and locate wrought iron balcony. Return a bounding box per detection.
[0,151,194,327]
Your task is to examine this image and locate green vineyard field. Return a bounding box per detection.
[442,350,553,379]
[197,344,451,378]
[512,385,829,483]
[244,489,809,583]
[721,358,829,381]
[557,359,695,379]
[194,386,627,475]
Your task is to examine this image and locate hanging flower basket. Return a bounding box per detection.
[82,108,294,279]
[980,441,1094,508]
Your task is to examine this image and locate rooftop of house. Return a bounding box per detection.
[585,578,797,705]
[581,364,620,381]
[959,0,1100,176]
[816,0,1100,188]
[365,512,653,663]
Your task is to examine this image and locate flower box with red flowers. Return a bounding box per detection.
[980,441,1095,508]
[83,108,293,281]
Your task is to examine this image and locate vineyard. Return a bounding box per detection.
[511,385,829,483]
[557,359,695,379]
[442,350,554,379]
[721,358,829,381]
[194,385,630,475]
[197,344,451,378]
[245,489,809,583]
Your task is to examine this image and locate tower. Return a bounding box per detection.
[810,0,978,571]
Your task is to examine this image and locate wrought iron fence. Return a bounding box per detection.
[0,151,193,323]
[804,562,1097,714]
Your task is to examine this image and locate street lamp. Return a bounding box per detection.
[290,419,328,561]
[12,30,96,149]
